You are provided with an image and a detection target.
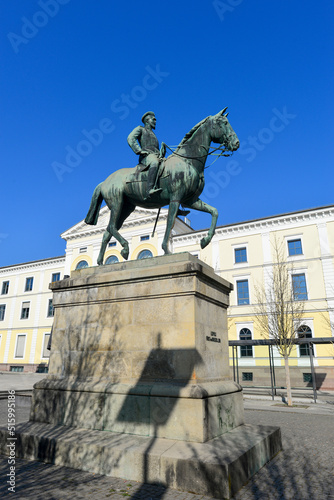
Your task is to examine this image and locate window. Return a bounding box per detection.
[36,365,49,373]
[303,373,312,383]
[0,305,6,321]
[242,372,253,382]
[51,273,60,282]
[239,328,253,357]
[140,235,150,241]
[1,281,9,295]
[298,325,312,357]
[288,239,303,256]
[75,260,88,269]
[105,255,119,265]
[235,247,247,263]
[108,241,116,247]
[21,302,30,319]
[25,277,34,292]
[10,366,23,372]
[42,333,51,358]
[236,280,249,305]
[15,335,26,358]
[137,250,153,260]
[47,299,54,317]
[292,274,308,300]
[79,247,87,253]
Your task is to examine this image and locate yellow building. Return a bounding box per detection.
[0,256,65,372]
[1,205,333,388]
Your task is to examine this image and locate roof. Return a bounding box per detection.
[0,255,65,271]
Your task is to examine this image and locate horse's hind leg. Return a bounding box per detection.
[97,228,113,265]
[97,201,135,265]
[97,214,129,265]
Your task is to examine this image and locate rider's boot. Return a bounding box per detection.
[144,165,162,200]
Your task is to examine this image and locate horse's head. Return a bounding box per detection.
[210,108,240,152]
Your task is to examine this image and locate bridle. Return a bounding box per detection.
[165,143,233,161]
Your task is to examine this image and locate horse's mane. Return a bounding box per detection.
[177,116,211,149]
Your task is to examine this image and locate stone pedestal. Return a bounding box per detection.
[0,253,281,498]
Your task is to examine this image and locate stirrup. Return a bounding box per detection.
[148,187,162,195]
[143,187,162,201]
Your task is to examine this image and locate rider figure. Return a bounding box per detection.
[127,111,166,200]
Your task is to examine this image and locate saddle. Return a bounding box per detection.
[126,158,167,184]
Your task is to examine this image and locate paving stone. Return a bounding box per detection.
[0,400,333,499]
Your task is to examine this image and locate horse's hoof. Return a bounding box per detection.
[162,245,171,255]
[97,260,103,266]
[121,248,129,260]
[200,237,210,249]
[177,209,190,217]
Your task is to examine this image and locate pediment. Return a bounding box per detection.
[61,205,168,240]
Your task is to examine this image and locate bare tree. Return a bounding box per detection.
[253,237,305,406]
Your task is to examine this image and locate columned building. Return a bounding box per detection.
[1,205,333,388]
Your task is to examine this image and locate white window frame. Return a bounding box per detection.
[1,280,9,295]
[24,277,34,292]
[47,298,54,318]
[232,242,249,267]
[233,274,251,306]
[285,234,304,259]
[20,301,30,320]
[295,319,316,362]
[51,272,60,283]
[235,321,256,365]
[41,333,51,359]
[14,334,27,359]
[0,304,5,321]
[290,268,309,301]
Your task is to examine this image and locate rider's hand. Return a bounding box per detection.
[160,142,166,158]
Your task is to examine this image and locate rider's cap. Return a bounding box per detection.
[141,111,155,123]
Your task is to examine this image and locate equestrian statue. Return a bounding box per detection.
[85,108,240,265]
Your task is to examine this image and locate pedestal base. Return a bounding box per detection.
[0,421,281,499]
[30,379,244,443]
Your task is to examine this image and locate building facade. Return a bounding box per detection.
[1,205,334,388]
[0,256,65,373]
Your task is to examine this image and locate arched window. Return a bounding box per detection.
[239,328,253,357]
[105,255,119,265]
[137,249,153,260]
[298,325,312,357]
[75,260,88,270]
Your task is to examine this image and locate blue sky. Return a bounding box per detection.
[1,1,333,267]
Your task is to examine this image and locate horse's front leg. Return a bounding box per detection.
[184,199,218,249]
[162,200,180,254]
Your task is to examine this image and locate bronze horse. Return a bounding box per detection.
[85,108,239,265]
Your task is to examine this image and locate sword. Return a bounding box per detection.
[152,208,161,237]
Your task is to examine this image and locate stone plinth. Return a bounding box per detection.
[0,253,282,498]
[30,253,244,443]
[0,421,281,499]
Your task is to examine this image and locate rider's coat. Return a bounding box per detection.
[127,126,160,166]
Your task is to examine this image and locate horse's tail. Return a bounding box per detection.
[85,182,104,225]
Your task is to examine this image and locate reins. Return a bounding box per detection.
[165,143,233,168]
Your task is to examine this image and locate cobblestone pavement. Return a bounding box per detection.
[0,400,333,499]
